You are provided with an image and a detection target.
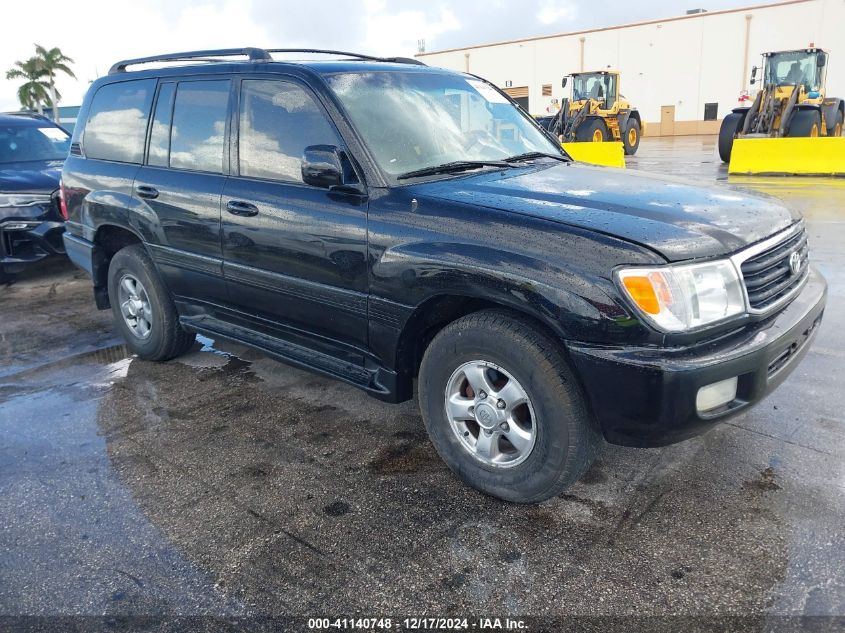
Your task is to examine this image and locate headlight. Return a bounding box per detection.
[0,193,52,208]
[616,260,745,332]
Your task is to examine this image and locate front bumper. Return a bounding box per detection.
[0,220,66,274]
[567,267,827,447]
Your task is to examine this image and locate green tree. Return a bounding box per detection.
[34,45,76,121]
[5,57,51,114]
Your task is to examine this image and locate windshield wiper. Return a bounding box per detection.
[504,151,571,163]
[396,160,512,180]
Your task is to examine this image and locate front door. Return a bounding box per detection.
[133,78,232,307]
[222,78,369,350]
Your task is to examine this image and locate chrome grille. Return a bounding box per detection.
[738,225,809,312]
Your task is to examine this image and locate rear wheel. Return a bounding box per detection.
[787,109,822,137]
[107,244,195,361]
[623,118,641,155]
[418,310,601,503]
[575,118,609,143]
[718,112,744,162]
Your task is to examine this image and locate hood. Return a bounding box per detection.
[410,162,798,261]
[0,160,63,193]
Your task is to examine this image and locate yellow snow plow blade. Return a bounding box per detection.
[562,142,626,168]
[729,137,845,176]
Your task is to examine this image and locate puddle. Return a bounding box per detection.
[0,343,132,382]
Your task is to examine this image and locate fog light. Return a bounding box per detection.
[696,377,738,413]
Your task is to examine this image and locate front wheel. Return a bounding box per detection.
[418,310,601,503]
[829,110,843,137]
[787,109,822,137]
[623,119,641,155]
[107,244,195,361]
[575,118,609,143]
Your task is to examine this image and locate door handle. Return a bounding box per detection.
[226,200,259,217]
[135,185,159,200]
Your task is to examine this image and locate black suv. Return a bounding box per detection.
[62,48,826,502]
[1,112,70,283]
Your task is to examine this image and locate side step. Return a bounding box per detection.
[180,314,401,400]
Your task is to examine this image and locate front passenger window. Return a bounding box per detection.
[239,80,342,183]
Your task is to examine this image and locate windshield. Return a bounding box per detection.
[764,51,821,90]
[0,124,70,164]
[572,74,616,106]
[325,71,560,178]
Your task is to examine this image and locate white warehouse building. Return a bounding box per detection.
[417,0,845,136]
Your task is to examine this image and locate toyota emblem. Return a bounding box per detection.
[789,251,802,276]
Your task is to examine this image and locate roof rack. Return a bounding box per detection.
[109,48,273,74]
[265,49,425,66]
[108,47,424,74]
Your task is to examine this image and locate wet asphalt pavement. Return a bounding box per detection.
[1,136,843,626]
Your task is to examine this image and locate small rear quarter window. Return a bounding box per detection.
[83,79,155,163]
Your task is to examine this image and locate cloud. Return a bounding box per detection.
[1,0,751,111]
[537,0,578,26]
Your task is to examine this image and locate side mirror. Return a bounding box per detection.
[818,54,826,67]
[750,65,757,85]
[561,77,568,88]
[301,145,344,189]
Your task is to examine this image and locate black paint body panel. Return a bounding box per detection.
[61,59,826,446]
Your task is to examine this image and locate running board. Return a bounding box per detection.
[180,315,406,401]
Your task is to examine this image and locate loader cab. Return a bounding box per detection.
[760,48,827,97]
[569,71,618,111]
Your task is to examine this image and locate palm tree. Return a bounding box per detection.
[5,57,51,114]
[34,45,75,122]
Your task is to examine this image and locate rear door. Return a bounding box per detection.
[221,78,369,349]
[63,78,156,241]
[133,78,232,307]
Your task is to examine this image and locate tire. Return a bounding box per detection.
[786,109,822,137]
[718,112,744,162]
[0,269,13,285]
[575,118,609,143]
[828,110,843,137]
[418,310,601,503]
[107,244,195,361]
[623,118,641,155]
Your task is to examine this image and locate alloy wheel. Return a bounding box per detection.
[444,360,537,468]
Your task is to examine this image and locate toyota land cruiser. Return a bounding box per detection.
[62,48,826,502]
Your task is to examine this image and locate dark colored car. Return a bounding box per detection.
[62,49,826,502]
[0,112,69,283]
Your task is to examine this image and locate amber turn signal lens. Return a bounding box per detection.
[621,275,660,314]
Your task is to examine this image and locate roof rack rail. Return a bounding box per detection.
[265,48,426,65]
[108,47,426,74]
[109,48,273,74]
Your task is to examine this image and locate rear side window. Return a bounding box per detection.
[83,79,155,163]
[238,80,342,183]
[169,80,230,173]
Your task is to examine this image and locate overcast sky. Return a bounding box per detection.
[2,0,753,112]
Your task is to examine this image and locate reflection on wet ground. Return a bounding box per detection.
[1,137,844,619]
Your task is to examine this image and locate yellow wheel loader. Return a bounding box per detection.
[721,47,845,175]
[551,70,644,157]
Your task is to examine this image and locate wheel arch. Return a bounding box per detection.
[91,223,145,309]
[393,291,574,382]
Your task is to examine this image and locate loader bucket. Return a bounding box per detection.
[728,137,845,176]
[562,142,626,168]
